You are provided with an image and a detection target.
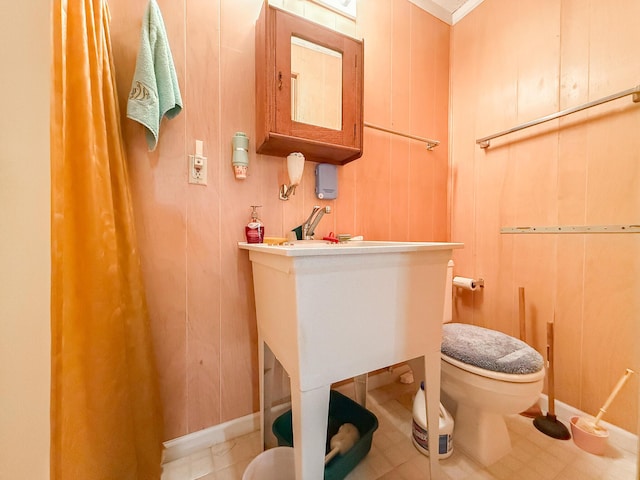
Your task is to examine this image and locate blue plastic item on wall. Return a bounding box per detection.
[316,163,338,199]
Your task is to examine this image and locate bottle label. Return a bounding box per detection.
[411,420,451,455]
[245,224,264,243]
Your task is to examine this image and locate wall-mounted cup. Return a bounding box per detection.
[232,132,249,179]
[234,164,248,179]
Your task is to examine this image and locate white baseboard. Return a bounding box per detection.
[162,368,408,463]
[538,394,638,455]
[162,402,292,463]
[163,412,259,463]
[163,375,638,464]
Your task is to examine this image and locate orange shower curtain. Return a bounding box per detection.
[51,1,163,478]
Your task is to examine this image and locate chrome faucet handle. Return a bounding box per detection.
[304,205,331,239]
[303,206,319,224]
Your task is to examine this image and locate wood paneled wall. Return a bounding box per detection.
[450,0,639,434]
[109,0,449,440]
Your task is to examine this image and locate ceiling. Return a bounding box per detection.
[408,0,484,25]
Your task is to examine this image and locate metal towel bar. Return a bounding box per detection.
[364,122,440,150]
[477,84,640,148]
[500,224,640,234]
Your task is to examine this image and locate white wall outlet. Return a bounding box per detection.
[188,154,207,185]
[189,139,207,185]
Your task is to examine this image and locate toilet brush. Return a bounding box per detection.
[533,320,571,439]
[569,368,636,455]
[575,368,635,434]
[324,423,360,464]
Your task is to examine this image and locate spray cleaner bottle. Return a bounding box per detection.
[245,205,264,243]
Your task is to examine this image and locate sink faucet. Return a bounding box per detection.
[302,205,331,239]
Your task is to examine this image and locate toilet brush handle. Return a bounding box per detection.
[594,368,635,425]
[325,447,340,464]
[324,423,359,465]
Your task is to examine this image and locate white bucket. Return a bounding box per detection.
[242,447,296,480]
[412,382,454,459]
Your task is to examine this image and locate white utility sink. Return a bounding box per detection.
[239,240,463,480]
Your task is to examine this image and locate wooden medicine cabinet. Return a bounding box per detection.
[255,3,364,165]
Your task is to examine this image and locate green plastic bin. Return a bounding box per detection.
[271,390,379,480]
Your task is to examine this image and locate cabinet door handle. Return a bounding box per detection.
[278,71,283,90]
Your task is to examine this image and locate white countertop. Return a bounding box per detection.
[238,240,463,257]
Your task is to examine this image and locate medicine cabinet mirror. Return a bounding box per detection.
[290,36,342,131]
[255,3,364,165]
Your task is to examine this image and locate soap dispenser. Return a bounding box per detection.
[245,205,264,244]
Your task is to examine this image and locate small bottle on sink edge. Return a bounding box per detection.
[245,205,264,243]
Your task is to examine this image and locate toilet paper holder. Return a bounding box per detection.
[453,276,485,291]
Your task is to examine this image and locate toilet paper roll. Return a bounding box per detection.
[453,276,478,291]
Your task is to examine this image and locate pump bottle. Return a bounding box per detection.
[245,205,264,243]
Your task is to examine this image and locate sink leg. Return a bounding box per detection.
[353,373,368,407]
[290,384,330,480]
[259,338,278,449]
[423,352,444,480]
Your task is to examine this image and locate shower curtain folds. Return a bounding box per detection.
[51,1,164,478]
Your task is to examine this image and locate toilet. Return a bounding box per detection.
[439,261,545,466]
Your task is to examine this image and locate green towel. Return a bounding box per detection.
[127,0,182,151]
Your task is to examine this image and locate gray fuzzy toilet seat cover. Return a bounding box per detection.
[442,323,543,375]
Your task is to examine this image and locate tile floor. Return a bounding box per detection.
[161,381,638,480]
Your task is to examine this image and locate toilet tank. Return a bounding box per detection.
[443,260,454,324]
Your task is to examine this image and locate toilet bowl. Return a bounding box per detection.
[439,262,544,466]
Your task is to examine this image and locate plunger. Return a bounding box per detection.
[533,320,571,439]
